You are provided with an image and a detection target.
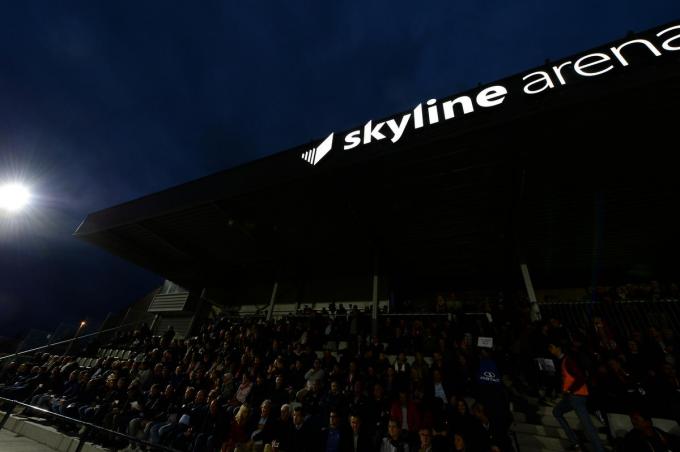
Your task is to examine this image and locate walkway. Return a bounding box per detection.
[0,428,58,452]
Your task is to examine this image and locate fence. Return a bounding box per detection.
[538,299,680,338]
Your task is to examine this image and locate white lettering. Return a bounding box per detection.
[574,53,614,76]
[343,130,361,150]
[442,96,474,119]
[386,114,411,143]
[413,103,424,129]
[522,71,555,94]
[476,85,507,108]
[426,99,439,124]
[551,61,572,85]
[658,25,680,51]
[363,120,386,144]
[610,39,662,66]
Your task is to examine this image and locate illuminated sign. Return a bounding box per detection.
[302,23,680,166]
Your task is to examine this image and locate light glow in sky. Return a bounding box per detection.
[0,183,31,212]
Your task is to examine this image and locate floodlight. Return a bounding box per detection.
[0,183,31,212]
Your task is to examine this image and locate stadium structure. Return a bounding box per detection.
[1,18,680,452]
[73,20,680,338]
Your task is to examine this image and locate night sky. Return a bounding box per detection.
[1,2,679,339]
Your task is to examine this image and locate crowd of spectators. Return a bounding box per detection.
[0,306,519,452]
[1,296,680,452]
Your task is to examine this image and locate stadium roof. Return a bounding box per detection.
[75,20,680,292]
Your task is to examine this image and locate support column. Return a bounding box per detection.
[371,271,379,337]
[267,282,279,321]
[521,263,541,322]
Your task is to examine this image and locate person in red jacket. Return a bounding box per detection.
[390,391,421,438]
[548,342,604,452]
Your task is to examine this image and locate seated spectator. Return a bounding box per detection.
[390,391,421,436]
[451,431,470,452]
[380,418,410,452]
[342,412,373,452]
[290,406,320,452]
[321,409,345,452]
[447,397,474,435]
[470,403,512,452]
[248,399,276,444]
[224,404,250,452]
[623,410,680,452]
[271,403,293,451]
[417,427,436,452]
[306,359,326,384]
[234,373,253,405]
[193,399,229,452]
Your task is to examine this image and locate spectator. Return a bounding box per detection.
[622,410,680,452]
[380,418,410,452]
[321,409,345,452]
[342,413,373,452]
[248,399,276,444]
[390,391,420,437]
[548,342,605,452]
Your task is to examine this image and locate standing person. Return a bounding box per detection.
[548,342,605,452]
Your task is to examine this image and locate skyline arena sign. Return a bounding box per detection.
[301,22,680,166]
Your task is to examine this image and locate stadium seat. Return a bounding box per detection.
[315,351,324,359]
[423,357,434,366]
[406,355,415,365]
[387,355,397,365]
[123,350,131,359]
[654,418,680,435]
[465,397,476,410]
[338,341,348,351]
[607,413,630,439]
[325,341,337,351]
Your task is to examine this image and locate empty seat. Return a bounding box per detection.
[406,355,415,365]
[338,341,348,351]
[325,341,337,351]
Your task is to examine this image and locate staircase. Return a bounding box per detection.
[510,395,612,451]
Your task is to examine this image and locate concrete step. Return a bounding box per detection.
[0,411,110,452]
[513,411,604,430]
[516,432,613,452]
[516,431,572,451]
[513,421,608,441]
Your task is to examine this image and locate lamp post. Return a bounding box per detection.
[64,321,86,357]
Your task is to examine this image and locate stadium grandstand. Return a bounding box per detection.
[3,19,680,452]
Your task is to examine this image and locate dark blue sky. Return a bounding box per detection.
[1,2,679,338]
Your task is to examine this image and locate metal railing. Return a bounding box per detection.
[538,299,680,338]
[0,319,157,364]
[0,396,179,452]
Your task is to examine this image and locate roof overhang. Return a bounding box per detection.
[75,20,680,293]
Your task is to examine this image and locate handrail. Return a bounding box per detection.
[0,396,180,452]
[0,320,151,362]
